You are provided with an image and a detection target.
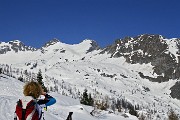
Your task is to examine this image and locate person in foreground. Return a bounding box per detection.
[14,81,56,120]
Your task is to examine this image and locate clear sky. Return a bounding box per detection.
[0,0,179,48]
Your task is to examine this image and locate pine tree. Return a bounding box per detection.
[80,89,94,106]
[128,104,137,117]
[80,89,89,105]
[37,69,47,92]
[116,98,122,112]
[18,76,24,82]
[0,68,2,74]
[88,93,94,106]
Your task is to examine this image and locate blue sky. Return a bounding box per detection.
[0,0,179,48]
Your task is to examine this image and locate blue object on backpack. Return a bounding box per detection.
[45,98,56,106]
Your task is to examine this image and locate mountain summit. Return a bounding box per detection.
[0,40,36,54]
[101,34,180,82]
[41,38,60,48]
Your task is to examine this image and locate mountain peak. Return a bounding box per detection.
[42,38,60,48]
[9,40,22,43]
[8,40,24,46]
[80,39,100,53]
[79,39,95,44]
[136,34,165,40]
[0,40,36,54]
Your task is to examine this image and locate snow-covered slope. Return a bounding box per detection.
[0,74,138,120]
[0,36,180,119]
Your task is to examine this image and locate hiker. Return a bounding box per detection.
[14,81,56,120]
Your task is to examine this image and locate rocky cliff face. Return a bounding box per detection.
[101,34,180,99]
[86,40,100,53]
[102,34,180,81]
[170,81,180,99]
[41,38,60,48]
[0,40,36,54]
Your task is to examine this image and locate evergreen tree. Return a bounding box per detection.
[0,68,2,74]
[37,69,47,92]
[116,98,122,112]
[80,89,94,106]
[18,76,24,82]
[80,89,89,105]
[128,103,137,117]
[88,93,94,106]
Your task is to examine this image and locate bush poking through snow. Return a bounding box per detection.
[168,109,179,120]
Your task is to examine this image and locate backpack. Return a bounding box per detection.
[14,99,41,120]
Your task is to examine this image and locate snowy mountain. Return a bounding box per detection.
[0,74,139,120]
[0,40,36,54]
[0,34,180,120]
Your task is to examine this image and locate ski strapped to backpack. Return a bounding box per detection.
[14,99,42,120]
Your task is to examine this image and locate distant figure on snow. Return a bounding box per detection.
[66,112,73,120]
[14,81,56,120]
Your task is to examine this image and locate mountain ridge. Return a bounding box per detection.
[0,34,180,119]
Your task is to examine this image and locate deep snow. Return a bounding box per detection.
[0,74,138,120]
[0,39,180,120]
